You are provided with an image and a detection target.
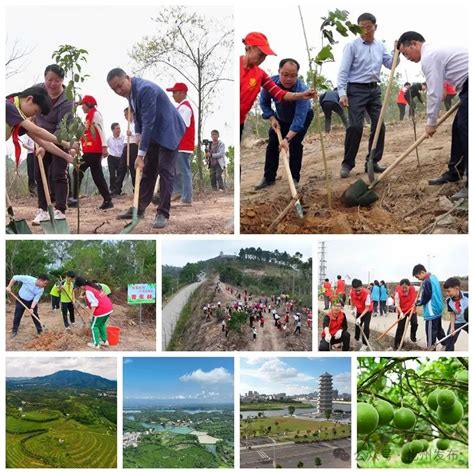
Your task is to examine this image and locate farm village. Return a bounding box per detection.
[317,240,469,352]
[5,6,234,235]
[240,8,468,234]
[5,240,156,351]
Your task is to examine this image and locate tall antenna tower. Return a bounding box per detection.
[318,241,327,286]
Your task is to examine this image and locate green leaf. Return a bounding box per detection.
[335,20,348,37]
[65,81,75,101]
[315,45,334,65]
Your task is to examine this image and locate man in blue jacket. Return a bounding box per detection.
[107,68,186,229]
[255,58,313,190]
[412,263,446,348]
[319,88,348,133]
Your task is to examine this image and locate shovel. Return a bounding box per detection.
[121,167,143,234]
[275,128,304,218]
[37,154,70,234]
[343,102,461,207]
[366,48,400,183]
[427,322,468,351]
[151,175,160,205]
[6,193,32,234]
[9,291,47,331]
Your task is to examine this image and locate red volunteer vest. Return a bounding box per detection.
[395,285,417,314]
[81,108,103,153]
[350,287,374,312]
[322,310,345,337]
[336,279,346,294]
[177,99,195,152]
[85,285,113,316]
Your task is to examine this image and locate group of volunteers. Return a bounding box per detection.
[203,284,312,343]
[6,65,227,230]
[6,272,114,350]
[319,267,468,352]
[240,12,468,200]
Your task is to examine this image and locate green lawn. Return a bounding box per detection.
[240,416,350,442]
[240,401,314,411]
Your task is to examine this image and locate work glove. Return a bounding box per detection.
[355,317,361,326]
[334,329,343,340]
[324,331,331,344]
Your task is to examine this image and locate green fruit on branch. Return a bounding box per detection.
[437,389,456,409]
[437,400,464,425]
[401,443,416,464]
[358,402,379,435]
[410,439,424,454]
[427,389,441,410]
[455,370,468,384]
[393,407,416,430]
[374,400,394,426]
[436,438,450,450]
[420,439,430,452]
[357,440,365,452]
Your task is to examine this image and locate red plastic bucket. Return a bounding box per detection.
[107,326,121,345]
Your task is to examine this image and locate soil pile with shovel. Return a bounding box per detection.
[241,117,467,234]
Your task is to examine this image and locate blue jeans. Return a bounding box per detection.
[173,152,193,202]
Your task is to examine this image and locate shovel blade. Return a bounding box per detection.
[342,178,379,207]
[151,193,160,206]
[295,200,304,219]
[120,211,141,234]
[6,219,32,234]
[366,151,375,184]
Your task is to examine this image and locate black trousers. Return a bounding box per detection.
[445,322,468,351]
[116,143,138,194]
[138,141,177,219]
[26,153,36,195]
[107,155,121,194]
[264,110,314,183]
[72,153,111,201]
[355,311,372,346]
[321,101,348,132]
[51,295,60,310]
[343,83,385,170]
[319,330,350,351]
[210,164,224,190]
[12,298,42,333]
[446,80,468,180]
[34,151,68,212]
[394,312,418,348]
[61,302,75,327]
[425,316,446,347]
[397,103,406,121]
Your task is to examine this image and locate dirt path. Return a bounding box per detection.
[6,299,155,351]
[162,276,206,349]
[240,119,467,234]
[9,191,234,235]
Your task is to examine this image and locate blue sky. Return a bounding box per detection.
[162,239,312,267]
[240,357,351,396]
[123,357,234,403]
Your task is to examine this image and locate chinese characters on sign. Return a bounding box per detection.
[127,283,156,305]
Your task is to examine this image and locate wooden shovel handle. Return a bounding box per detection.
[275,128,299,200]
[133,167,142,210]
[9,291,43,326]
[37,153,53,207]
[369,101,460,189]
[372,48,400,152]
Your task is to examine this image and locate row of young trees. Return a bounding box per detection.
[6,240,156,289]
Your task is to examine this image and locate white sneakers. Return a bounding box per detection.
[99,341,110,347]
[32,209,66,226]
[87,342,101,350]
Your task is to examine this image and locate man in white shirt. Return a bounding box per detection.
[115,107,139,195]
[166,82,195,205]
[106,122,124,196]
[397,31,468,199]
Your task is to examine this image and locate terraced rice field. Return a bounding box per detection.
[6,414,116,468]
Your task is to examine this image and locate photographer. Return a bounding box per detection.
[206,130,226,191]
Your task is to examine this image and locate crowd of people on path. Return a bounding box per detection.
[6,271,114,350]
[6,65,228,231]
[201,282,312,344]
[240,12,468,201]
[319,267,468,352]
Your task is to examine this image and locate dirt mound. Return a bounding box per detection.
[6,299,156,351]
[8,191,233,235]
[241,120,467,234]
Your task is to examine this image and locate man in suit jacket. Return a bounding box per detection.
[107,68,186,229]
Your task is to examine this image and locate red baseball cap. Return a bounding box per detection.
[79,95,97,106]
[243,32,276,56]
[166,83,188,93]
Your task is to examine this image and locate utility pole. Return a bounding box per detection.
[318,242,327,287]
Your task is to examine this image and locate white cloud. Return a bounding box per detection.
[6,357,117,380]
[241,359,314,383]
[179,367,232,385]
[332,372,352,394]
